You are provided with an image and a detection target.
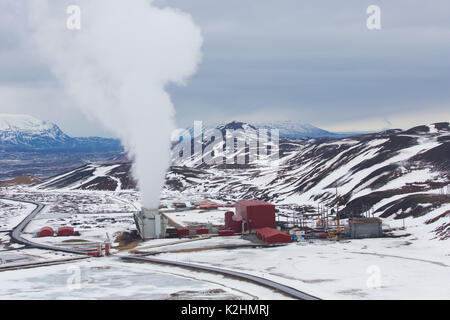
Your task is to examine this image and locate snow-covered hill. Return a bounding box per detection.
[36,162,135,191]
[0,114,122,152]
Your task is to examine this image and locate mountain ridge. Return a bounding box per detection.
[183,119,362,139]
[0,114,123,152]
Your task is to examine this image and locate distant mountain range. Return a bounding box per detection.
[0,114,387,180]
[0,114,367,153]
[185,120,363,139]
[0,114,123,152]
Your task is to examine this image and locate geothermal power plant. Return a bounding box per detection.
[132,199,383,243]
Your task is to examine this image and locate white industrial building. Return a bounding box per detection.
[134,208,168,240]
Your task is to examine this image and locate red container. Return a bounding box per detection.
[104,243,111,256]
[224,211,234,229]
[235,200,276,231]
[256,228,291,244]
[38,226,54,237]
[231,214,243,233]
[196,228,209,235]
[57,226,74,237]
[177,228,190,237]
[218,230,235,236]
[88,251,101,257]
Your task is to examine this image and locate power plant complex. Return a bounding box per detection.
[132,199,383,243]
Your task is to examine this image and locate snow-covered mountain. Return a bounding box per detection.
[184,120,349,139]
[0,114,71,148]
[0,114,122,152]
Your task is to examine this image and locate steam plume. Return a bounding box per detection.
[28,0,203,207]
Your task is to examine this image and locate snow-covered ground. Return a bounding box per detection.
[2,187,138,246]
[0,198,36,231]
[0,258,272,300]
[154,236,449,299]
[0,248,82,266]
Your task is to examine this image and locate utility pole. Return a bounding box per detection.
[336,183,340,235]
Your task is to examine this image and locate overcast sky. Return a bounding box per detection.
[0,0,449,137]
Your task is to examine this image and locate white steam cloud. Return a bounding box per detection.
[27,0,203,208]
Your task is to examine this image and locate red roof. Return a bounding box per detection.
[256,227,291,244]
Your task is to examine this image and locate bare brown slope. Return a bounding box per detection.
[0,174,41,187]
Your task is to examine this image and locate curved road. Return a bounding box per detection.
[1,197,87,255]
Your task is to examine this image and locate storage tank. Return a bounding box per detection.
[57,226,74,237]
[38,226,54,237]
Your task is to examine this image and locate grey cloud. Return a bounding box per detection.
[0,0,449,135]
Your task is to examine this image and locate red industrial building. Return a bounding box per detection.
[223,200,276,234]
[38,226,54,237]
[235,200,276,231]
[256,227,291,244]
